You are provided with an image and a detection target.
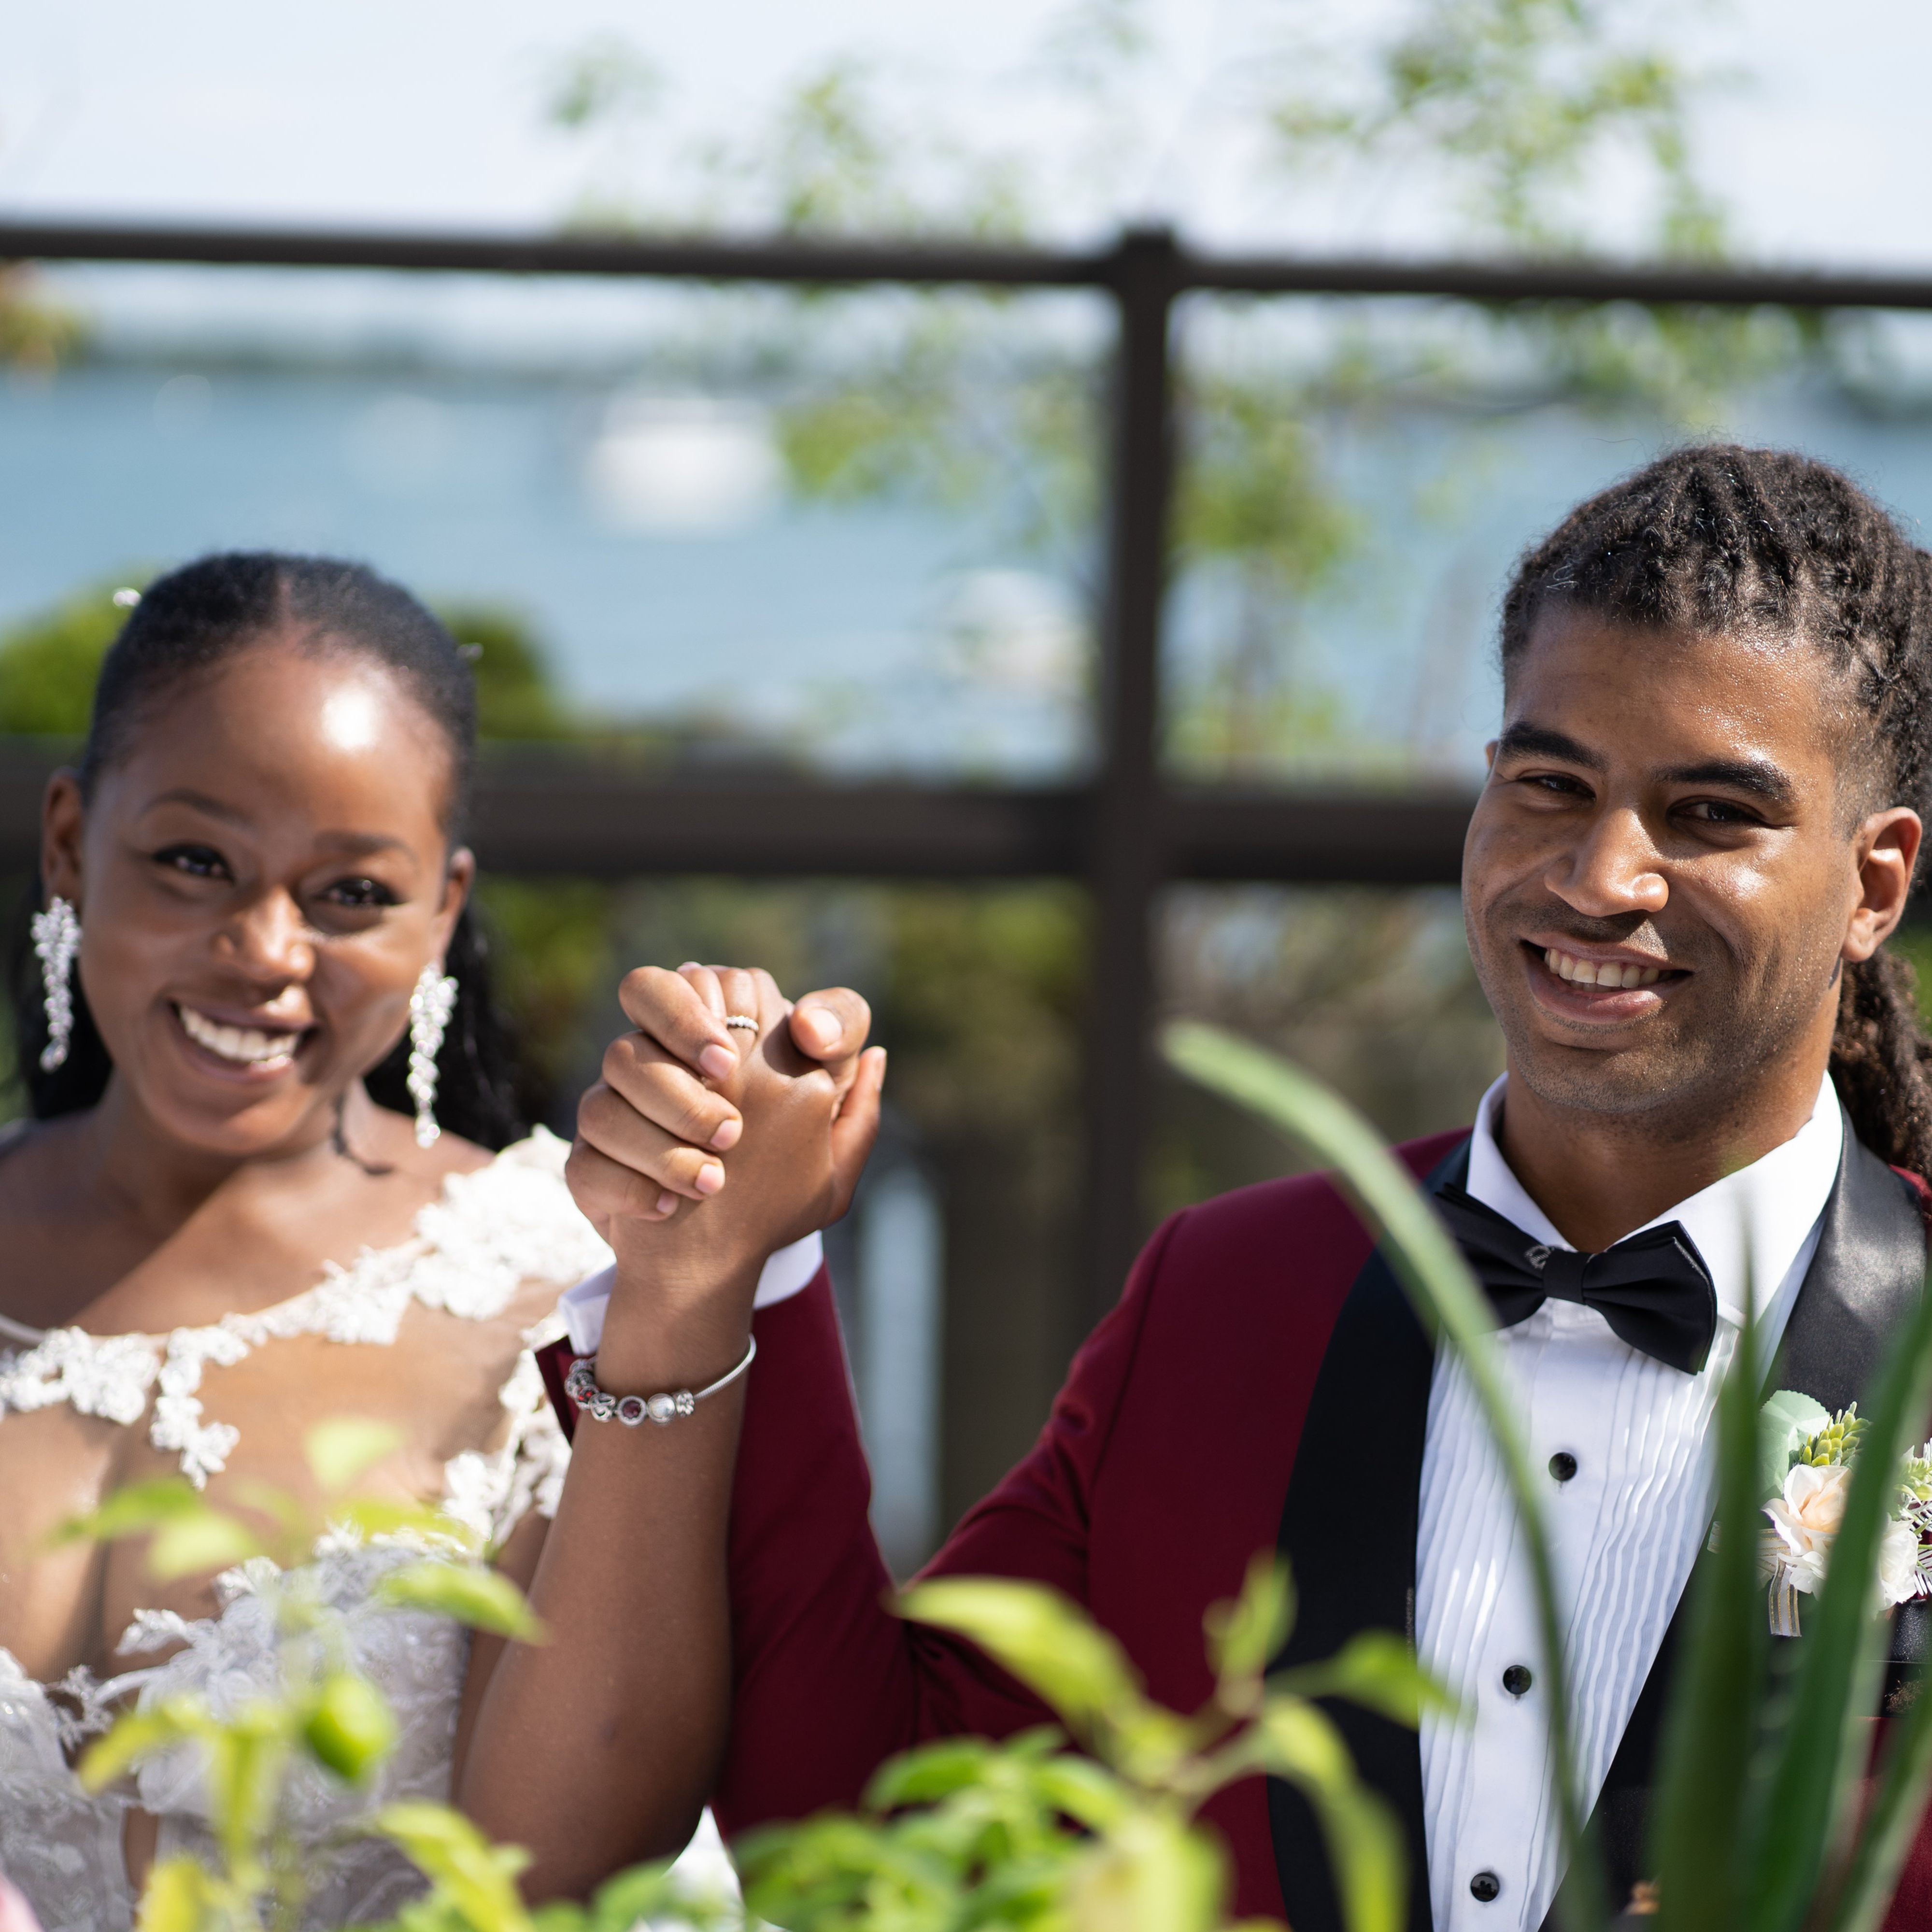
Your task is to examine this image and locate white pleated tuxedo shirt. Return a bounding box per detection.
[1417,1072,1845,1930]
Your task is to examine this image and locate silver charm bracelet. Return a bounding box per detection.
[564,1337,758,1427]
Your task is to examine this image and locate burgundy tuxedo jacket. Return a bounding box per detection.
[541,1128,1932,1929]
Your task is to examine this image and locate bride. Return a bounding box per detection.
[0,554,619,1932]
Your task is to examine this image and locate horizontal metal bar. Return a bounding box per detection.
[0,743,1475,886]
[1164,787,1473,885]
[468,765,1092,879]
[1188,254,1932,312]
[8,218,1932,312]
[0,220,1109,290]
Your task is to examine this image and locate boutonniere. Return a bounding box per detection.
[1758,1390,1932,1635]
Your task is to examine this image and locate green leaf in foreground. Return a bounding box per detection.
[371,1803,533,1932]
[303,1671,398,1784]
[1254,1700,1405,1932]
[900,1576,1152,1743]
[1163,1019,1605,1932]
[1746,1261,1932,1932]
[52,1477,204,1546]
[133,1856,225,1932]
[306,1417,406,1493]
[1205,1552,1295,1707]
[1275,1629,1461,1728]
[146,1510,264,1582]
[1651,1277,1763,1932]
[376,1563,546,1641]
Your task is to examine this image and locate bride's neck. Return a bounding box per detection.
[78,1080,373,1238]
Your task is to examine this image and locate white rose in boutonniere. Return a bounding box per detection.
[1756,1391,1932,1634]
[1877,1517,1924,1608]
[1764,1461,1851,1595]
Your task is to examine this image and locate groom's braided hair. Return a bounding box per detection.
[1499,444,1932,1182]
[7,552,525,1148]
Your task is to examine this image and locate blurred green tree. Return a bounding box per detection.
[0,580,135,735]
[435,603,576,740]
[0,264,85,375]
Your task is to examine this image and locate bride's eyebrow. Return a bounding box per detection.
[141,787,251,825]
[312,830,410,857]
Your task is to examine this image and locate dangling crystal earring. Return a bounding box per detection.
[30,896,81,1073]
[407,962,459,1148]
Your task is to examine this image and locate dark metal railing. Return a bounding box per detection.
[5,216,1928,1335]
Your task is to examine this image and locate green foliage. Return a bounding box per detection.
[431,606,574,742]
[739,1555,1444,1932]
[1759,1388,1833,1504]
[0,265,86,374]
[1270,0,1719,256]
[545,37,664,134]
[0,579,140,736]
[70,1407,1427,1932]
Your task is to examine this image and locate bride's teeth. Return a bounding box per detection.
[177,1004,299,1065]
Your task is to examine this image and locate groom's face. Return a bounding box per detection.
[1463,610,1913,1128]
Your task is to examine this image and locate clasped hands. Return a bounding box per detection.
[565,963,884,1325]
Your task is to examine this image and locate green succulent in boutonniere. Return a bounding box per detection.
[1758,1389,1930,1635]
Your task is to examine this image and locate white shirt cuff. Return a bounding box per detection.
[558,1231,824,1357]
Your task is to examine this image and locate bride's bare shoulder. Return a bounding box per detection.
[0,1113,103,1235]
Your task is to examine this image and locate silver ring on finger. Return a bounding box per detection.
[724,1013,760,1033]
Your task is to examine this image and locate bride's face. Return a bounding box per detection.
[40,637,473,1159]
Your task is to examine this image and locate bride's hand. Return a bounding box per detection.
[567,964,884,1284]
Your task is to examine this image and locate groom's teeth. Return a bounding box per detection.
[1543,948,1664,990]
[176,1004,300,1065]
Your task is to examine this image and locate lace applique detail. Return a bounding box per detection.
[440,1314,572,1542]
[0,1328,159,1428]
[0,1129,610,1488]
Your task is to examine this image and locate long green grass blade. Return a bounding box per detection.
[1747,1264,1932,1931]
[1162,1020,1606,1931]
[1652,1280,1764,1932]
[1828,1609,1932,1932]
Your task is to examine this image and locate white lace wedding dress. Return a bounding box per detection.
[0,1128,618,1932]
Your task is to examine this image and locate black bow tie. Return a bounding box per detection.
[1433,1183,1719,1374]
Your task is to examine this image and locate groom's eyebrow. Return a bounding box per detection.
[1655,755,1797,808]
[1494,723,1603,768]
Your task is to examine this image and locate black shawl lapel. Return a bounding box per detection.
[1770,1131,1925,1412]
[1268,1141,1468,1932]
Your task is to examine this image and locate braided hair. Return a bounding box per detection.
[6,552,524,1149]
[1501,444,1932,1181]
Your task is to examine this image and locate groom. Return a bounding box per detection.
[462,445,1932,1930]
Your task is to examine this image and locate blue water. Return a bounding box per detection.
[0,357,1088,777]
[6,345,1931,786]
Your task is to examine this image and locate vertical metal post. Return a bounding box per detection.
[1077,227,1179,1340]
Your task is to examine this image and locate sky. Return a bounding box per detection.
[1,0,1930,267]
